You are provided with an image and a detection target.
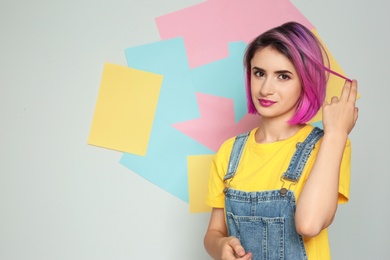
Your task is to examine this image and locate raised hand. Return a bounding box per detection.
[322,79,359,136]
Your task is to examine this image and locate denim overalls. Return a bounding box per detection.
[223,127,324,260]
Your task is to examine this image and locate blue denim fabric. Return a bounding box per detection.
[224,127,323,260]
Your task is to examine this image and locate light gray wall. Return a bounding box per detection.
[1,0,388,259]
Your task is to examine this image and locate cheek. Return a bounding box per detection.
[290,84,302,99]
[250,86,260,104]
[250,79,261,93]
[292,89,303,105]
[250,82,256,96]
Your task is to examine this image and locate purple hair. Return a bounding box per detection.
[244,21,330,125]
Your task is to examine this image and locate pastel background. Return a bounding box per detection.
[1,0,389,259]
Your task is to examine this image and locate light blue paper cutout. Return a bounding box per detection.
[191,42,248,122]
[120,38,213,202]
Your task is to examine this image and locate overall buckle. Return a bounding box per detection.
[280,176,297,197]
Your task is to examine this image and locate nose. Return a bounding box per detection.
[259,78,275,96]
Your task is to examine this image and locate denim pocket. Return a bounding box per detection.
[227,212,284,260]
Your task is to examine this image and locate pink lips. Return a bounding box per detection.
[259,99,276,107]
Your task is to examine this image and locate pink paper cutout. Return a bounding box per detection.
[226,113,261,139]
[215,0,314,43]
[172,93,261,152]
[156,0,314,68]
[156,0,237,68]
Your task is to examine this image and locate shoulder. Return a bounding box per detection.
[214,128,257,160]
[219,129,256,151]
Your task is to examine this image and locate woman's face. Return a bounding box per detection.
[250,46,302,122]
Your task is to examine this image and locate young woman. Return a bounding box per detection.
[204,22,358,260]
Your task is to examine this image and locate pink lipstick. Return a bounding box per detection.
[259,99,276,107]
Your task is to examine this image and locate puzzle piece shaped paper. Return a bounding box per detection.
[172,93,236,152]
[173,93,261,152]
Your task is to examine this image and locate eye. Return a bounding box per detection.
[278,74,290,80]
[253,70,265,77]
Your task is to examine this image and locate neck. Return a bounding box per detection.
[255,118,305,143]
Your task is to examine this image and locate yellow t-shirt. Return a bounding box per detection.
[206,124,351,259]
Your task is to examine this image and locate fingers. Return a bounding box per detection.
[229,238,246,257]
[237,252,253,260]
[348,80,358,103]
[339,79,358,103]
[330,96,339,103]
[354,106,359,123]
[328,79,358,106]
[222,237,252,260]
[322,79,359,135]
[231,240,252,260]
[339,80,351,102]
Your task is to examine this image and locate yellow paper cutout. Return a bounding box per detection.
[88,63,163,155]
[309,30,360,123]
[188,155,214,213]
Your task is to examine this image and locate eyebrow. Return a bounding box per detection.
[252,66,293,75]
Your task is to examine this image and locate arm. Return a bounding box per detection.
[295,80,359,237]
[204,208,252,260]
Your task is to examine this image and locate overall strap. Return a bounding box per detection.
[223,132,250,181]
[282,127,324,182]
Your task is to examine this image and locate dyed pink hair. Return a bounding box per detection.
[244,21,330,125]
